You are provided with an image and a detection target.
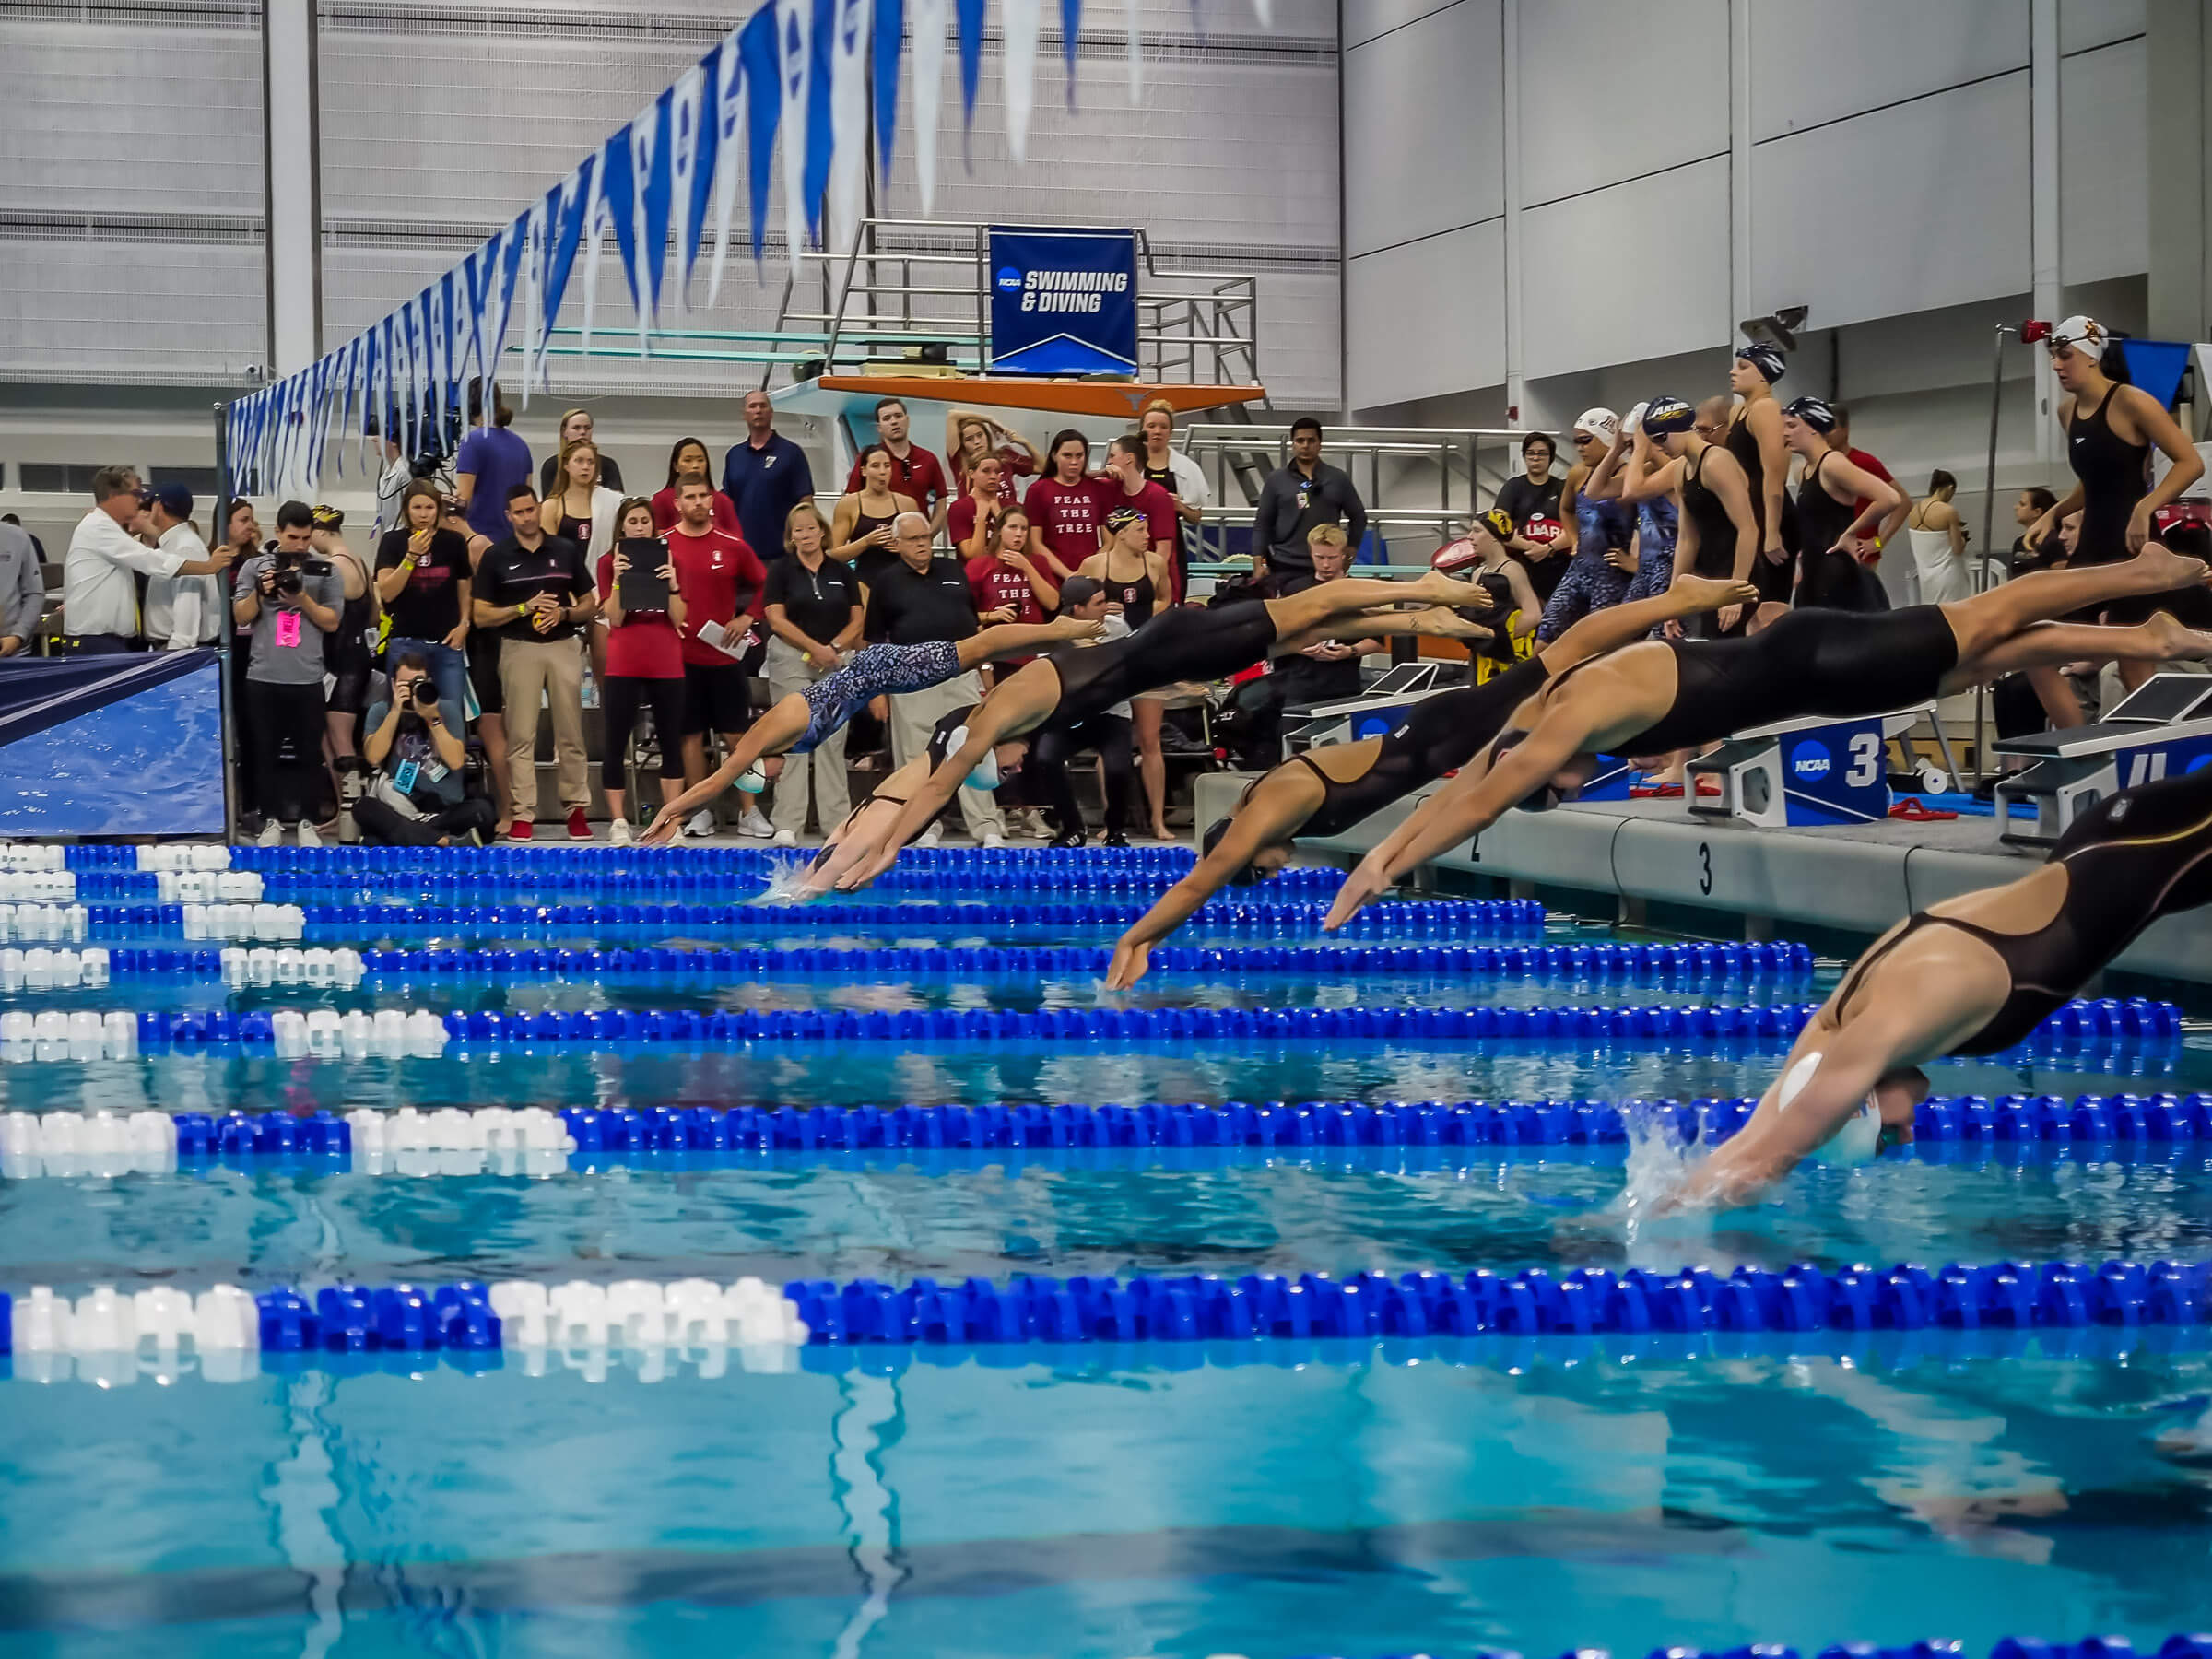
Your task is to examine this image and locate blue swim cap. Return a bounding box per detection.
[1736,342,1787,382]
[1783,395,1837,434]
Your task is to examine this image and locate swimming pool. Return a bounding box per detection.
[3,844,2209,1659]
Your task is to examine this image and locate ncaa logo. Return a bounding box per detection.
[1789,740,1830,780]
[994,266,1023,294]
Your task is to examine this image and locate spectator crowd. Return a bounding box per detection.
[34,329,2203,845]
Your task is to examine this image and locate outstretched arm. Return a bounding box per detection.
[1540,576,1759,673]
[839,695,1041,886]
[1322,712,1592,931]
[953,614,1100,670]
[1107,780,1312,988]
[640,698,811,842]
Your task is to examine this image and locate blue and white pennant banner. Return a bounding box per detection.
[231,0,1241,495]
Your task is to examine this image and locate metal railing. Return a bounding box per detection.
[1176,423,1534,563]
[766,221,1264,390]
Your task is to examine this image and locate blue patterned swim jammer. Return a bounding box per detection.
[793,640,963,753]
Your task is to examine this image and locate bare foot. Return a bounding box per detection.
[1673,575,1763,614]
[1049,616,1104,641]
[2126,542,2209,591]
[1403,606,1492,642]
[2139,610,2212,661]
[1410,572,1490,609]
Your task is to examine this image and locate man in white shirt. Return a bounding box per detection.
[143,484,231,650]
[62,466,226,653]
[371,433,412,537]
[0,518,44,657]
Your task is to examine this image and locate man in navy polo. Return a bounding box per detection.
[721,389,817,564]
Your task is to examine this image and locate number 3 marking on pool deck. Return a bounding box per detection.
[1698,842,1712,895]
[1845,731,1881,788]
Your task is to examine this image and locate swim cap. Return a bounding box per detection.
[1641,396,1696,438]
[1572,407,1618,443]
[1622,401,1650,437]
[1477,506,1515,543]
[2048,315,2112,363]
[1783,395,1838,434]
[1102,503,1147,534]
[938,726,1002,790]
[735,762,768,794]
[1811,1100,1883,1166]
[1735,343,1786,383]
[1431,537,1479,574]
[1488,729,1564,812]
[311,504,345,530]
[1202,816,1273,886]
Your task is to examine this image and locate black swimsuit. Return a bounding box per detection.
[1679,450,1745,639]
[1726,406,1799,607]
[1794,453,1888,613]
[1293,655,1551,838]
[1831,766,2212,1054]
[1047,603,1279,726]
[1557,603,1960,756]
[2067,385,2149,568]
[1103,559,1157,629]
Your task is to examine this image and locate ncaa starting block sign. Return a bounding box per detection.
[1993,673,2212,847]
[1687,708,1927,828]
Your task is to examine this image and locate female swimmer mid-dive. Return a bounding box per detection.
[1102,573,1761,988]
[638,617,1098,844]
[1322,542,2212,930]
[794,705,1029,893]
[1666,763,2212,1207]
[831,571,1498,888]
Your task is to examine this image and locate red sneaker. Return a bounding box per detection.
[508,819,533,841]
[567,808,592,840]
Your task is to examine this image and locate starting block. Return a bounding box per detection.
[1992,673,2212,847]
[1687,706,1940,828]
[1287,662,1463,752]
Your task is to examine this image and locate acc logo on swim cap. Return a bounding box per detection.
[994,266,1024,294]
[1790,740,1831,780]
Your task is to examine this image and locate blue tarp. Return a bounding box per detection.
[0,650,226,835]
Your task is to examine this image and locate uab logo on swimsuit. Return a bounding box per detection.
[1790,740,1831,780]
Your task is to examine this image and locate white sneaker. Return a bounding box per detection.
[296,822,322,848]
[607,818,634,845]
[981,830,1006,850]
[684,809,716,838]
[738,806,774,839]
[916,823,944,848]
[257,821,282,848]
[771,829,799,848]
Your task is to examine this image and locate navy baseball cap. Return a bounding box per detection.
[153,482,194,517]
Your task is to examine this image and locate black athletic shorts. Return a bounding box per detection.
[683,660,751,735]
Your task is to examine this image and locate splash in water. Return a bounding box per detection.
[751,857,822,906]
[1611,1109,1717,1262]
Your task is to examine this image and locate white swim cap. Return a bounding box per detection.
[1573,407,1618,443]
[735,763,768,794]
[1812,1100,1883,1166]
[1622,401,1650,438]
[948,728,1001,791]
[2048,315,2112,364]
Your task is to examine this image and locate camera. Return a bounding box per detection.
[408,677,440,708]
[270,547,333,596]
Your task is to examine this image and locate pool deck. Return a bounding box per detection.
[1193,773,2212,986]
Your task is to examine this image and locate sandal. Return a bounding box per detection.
[1889,796,1958,822]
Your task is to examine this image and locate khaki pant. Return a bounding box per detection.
[888,667,1003,840]
[500,633,589,823]
[765,637,851,835]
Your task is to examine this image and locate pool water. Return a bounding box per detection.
[5,875,2211,1659]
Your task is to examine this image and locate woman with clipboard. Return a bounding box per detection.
[595,498,688,844]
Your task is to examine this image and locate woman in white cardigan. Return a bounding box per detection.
[539,437,625,691]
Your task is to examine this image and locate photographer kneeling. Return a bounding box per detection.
[353,653,497,846]
[233,501,345,847]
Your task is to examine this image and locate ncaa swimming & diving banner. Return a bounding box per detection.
[986,226,1138,375]
[228,0,1276,497]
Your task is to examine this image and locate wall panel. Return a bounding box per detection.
[1514,1,1727,206]
[1749,0,2026,140]
[1751,74,2031,330]
[1346,220,1503,410]
[1519,156,1730,382]
[2060,38,2147,284]
[1342,0,1500,256]
[2061,0,2146,53]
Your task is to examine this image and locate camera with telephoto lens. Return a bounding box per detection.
[270,547,333,596]
[408,677,439,708]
